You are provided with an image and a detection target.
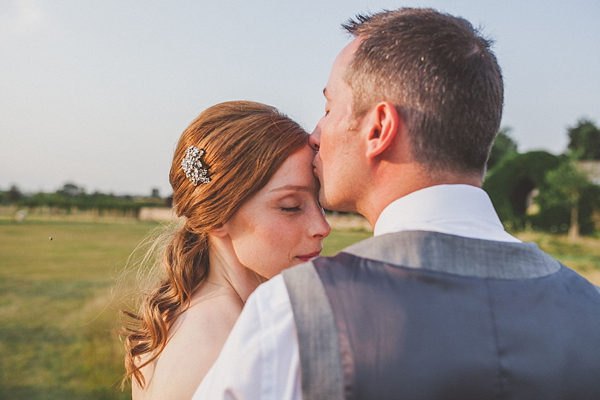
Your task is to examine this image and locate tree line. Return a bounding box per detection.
[0,183,168,216]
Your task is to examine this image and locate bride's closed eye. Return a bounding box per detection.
[277,198,302,213]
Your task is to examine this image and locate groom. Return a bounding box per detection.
[195,8,600,399]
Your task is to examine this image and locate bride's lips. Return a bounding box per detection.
[295,251,321,262]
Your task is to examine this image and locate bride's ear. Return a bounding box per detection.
[209,223,229,238]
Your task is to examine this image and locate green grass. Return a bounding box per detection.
[0,220,371,399]
[516,232,600,278]
[322,229,373,256]
[0,220,158,400]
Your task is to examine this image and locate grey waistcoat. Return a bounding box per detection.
[282,231,600,400]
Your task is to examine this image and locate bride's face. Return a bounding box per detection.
[222,145,331,279]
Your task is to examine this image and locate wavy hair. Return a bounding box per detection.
[121,101,308,388]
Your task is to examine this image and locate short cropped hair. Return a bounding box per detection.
[343,8,503,175]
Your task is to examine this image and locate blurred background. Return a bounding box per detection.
[1,0,599,399]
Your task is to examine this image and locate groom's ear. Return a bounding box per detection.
[365,101,400,159]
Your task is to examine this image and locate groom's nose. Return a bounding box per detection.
[309,126,321,151]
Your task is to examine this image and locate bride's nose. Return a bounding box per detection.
[311,211,331,239]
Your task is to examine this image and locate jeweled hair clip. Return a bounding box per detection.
[181,146,211,186]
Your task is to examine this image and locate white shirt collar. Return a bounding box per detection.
[373,184,520,242]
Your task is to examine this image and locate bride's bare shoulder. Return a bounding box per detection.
[136,290,243,400]
[178,289,244,339]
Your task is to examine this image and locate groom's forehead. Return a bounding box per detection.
[325,39,361,97]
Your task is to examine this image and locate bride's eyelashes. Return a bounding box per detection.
[281,206,301,212]
[277,199,302,213]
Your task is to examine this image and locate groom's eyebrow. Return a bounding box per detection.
[271,185,312,193]
[323,88,328,98]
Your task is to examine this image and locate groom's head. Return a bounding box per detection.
[310,8,503,215]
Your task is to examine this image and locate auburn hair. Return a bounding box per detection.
[121,101,308,388]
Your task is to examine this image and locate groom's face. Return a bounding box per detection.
[310,39,365,212]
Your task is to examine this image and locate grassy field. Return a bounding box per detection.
[0,220,157,399]
[516,231,600,285]
[0,220,598,399]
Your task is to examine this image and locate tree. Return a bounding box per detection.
[7,185,23,203]
[58,182,84,197]
[545,160,591,240]
[567,118,600,160]
[487,127,518,171]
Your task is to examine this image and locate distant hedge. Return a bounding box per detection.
[483,151,561,230]
[1,191,167,217]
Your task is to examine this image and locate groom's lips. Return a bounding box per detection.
[296,251,321,262]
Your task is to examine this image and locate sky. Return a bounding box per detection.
[1,0,599,197]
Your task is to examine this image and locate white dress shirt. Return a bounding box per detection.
[193,185,519,399]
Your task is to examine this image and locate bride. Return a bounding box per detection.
[121,101,330,399]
